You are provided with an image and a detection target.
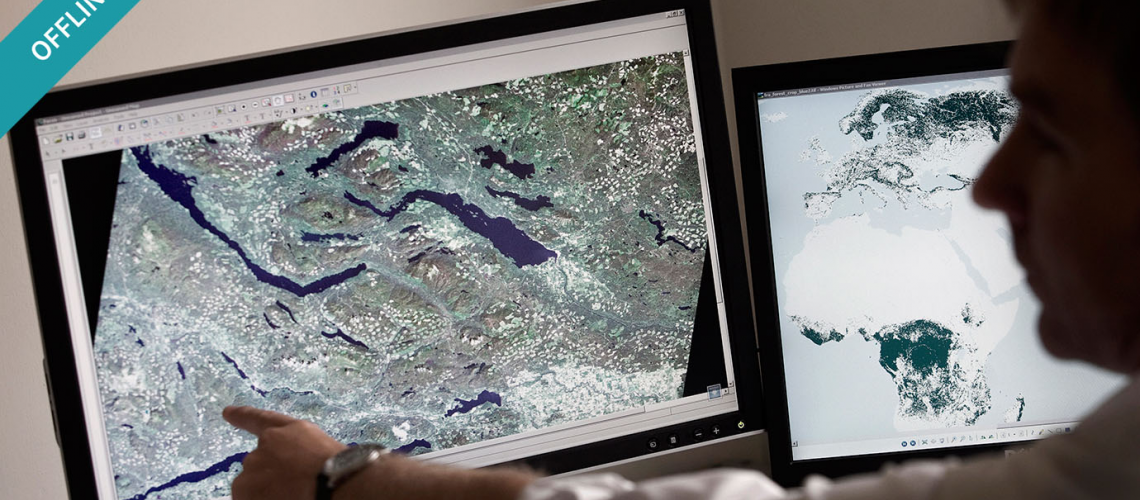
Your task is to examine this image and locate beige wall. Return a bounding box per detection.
[0,1,1013,498]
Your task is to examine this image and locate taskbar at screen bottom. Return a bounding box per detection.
[791,421,1080,461]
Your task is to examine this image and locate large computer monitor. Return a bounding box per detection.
[7,1,763,498]
[733,42,1126,485]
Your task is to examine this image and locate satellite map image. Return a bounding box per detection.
[87,51,710,499]
[757,75,1122,446]
[789,84,1020,430]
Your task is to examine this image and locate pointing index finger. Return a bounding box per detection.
[223,406,298,437]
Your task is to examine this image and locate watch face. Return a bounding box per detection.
[325,444,388,482]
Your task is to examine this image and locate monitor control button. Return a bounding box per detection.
[667,433,680,447]
[692,428,705,441]
[711,424,722,437]
[647,437,660,451]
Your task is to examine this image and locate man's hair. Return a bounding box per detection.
[1042,0,1140,121]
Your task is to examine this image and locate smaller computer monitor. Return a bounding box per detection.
[733,42,1127,485]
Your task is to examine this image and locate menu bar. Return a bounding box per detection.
[36,82,358,160]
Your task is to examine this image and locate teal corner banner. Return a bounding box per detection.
[0,0,142,137]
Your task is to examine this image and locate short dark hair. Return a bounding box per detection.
[1040,0,1140,121]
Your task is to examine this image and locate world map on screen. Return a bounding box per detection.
[758,76,1122,447]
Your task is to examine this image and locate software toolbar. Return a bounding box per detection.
[35,82,358,160]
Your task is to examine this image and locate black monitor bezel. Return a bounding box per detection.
[732,41,1017,486]
[7,0,762,496]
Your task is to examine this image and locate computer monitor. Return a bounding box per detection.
[7,1,763,498]
[733,42,1127,485]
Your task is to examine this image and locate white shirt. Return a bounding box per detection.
[520,377,1140,500]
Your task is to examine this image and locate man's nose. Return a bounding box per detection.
[972,126,1029,226]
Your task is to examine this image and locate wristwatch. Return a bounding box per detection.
[316,444,390,500]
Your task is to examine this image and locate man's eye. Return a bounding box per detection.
[1020,114,1063,154]
[1029,125,1059,150]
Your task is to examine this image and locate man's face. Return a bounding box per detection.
[973,3,1140,374]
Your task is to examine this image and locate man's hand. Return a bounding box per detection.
[223,406,537,500]
[223,406,346,500]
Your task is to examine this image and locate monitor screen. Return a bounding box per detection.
[9,2,760,499]
[735,43,1125,482]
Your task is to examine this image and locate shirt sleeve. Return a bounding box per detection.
[518,469,786,500]
[515,439,1116,500]
[518,461,950,500]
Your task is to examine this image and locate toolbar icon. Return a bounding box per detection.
[706,384,722,399]
[272,95,285,106]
